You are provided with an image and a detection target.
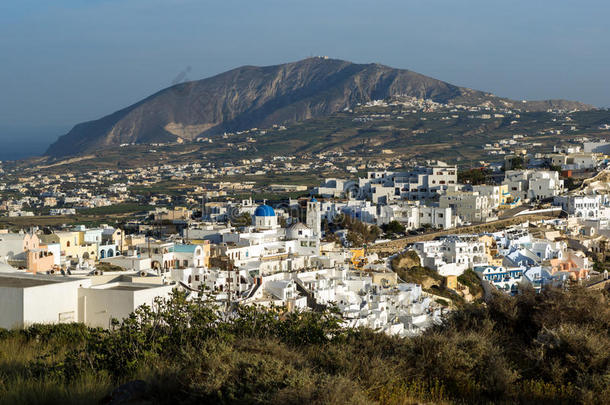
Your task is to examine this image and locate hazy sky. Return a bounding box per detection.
[1,0,609,158]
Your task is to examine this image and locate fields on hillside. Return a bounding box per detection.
[10,108,610,174]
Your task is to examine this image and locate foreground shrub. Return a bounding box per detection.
[0,287,607,404]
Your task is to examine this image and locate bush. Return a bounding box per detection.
[0,287,608,404]
[458,268,484,297]
[458,168,492,185]
[21,323,91,345]
[382,220,406,235]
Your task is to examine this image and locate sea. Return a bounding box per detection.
[0,125,67,162]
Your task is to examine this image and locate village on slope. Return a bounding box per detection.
[0,138,610,334]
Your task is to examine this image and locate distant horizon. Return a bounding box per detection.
[0,125,67,161]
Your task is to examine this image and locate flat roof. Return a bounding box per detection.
[0,277,60,288]
[105,285,148,291]
[90,282,164,292]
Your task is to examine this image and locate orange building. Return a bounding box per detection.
[26,248,55,273]
[549,257,589,281]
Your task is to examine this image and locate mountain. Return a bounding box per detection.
[46,57,594,157]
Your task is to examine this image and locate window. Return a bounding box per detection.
[58,311,75,323]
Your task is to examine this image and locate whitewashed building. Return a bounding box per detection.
[554,195,601,219]
[504,170,564,201]
[412,235,488,276]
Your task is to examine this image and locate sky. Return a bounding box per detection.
[1,0,609,160]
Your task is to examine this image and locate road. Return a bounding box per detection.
[370,212,561,255]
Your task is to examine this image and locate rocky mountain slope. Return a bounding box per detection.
[46,57,594,157]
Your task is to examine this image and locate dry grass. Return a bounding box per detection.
[0,287,607,404]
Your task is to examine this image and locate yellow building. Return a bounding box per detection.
[41,231,81,252]
[40,231,97,262]
[350,248,366,268]
[497,184,511,206]
[123,234,146,251]
[478,235,503,266]
[189,240,212,268]
[495,184,523,209]
[104,228,122,244]
[444,275,458,290]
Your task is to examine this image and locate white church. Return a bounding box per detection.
[214,200,329,277]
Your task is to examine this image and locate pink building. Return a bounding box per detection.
[0,232,41,261]
[550,250,590,281]
[26,248,55,273]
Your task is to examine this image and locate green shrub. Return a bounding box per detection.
[21,323,91,345]
[458,268,484,297]
[0,286,608,404]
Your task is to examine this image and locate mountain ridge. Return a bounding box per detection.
[46,57,595,157]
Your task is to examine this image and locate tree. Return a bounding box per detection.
[230,212,251,227]
[346,231,364,247]
[458,168,492,185]
[509,156,525,170]
[382,220,406,235]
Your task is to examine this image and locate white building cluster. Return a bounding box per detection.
[2,151,610,338]
[0,201,445,337]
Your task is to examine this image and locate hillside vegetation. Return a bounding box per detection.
[390,251,468,306]
[0,287,608,404]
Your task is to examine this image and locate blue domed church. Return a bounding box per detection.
[252,204,279,230]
